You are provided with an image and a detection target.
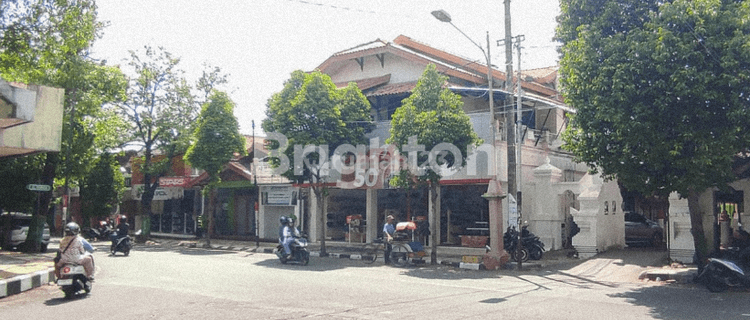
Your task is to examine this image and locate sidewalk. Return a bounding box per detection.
[0,239,57,299]
[1,235,697,299]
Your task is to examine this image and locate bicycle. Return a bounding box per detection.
[361,238,385,264]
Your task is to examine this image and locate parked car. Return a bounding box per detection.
[624,211,663,247]
[0,212,51,252]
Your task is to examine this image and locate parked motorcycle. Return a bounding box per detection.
[275,234,310,265]
[110,229,141,256]
[56,257,93,299]
[696,257,750,292]
[520,225,546,260]
[504,227,529,262]
[87,221,113,241]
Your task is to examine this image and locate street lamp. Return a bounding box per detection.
[432,10,508,268]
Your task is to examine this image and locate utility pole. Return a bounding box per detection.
[503,0,518,268]
[514,35,525,271]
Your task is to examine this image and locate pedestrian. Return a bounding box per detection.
[383,215,396,265]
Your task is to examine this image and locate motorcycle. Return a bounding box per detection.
[695,257,750,292]
[275,234,310,265]
[520,225,546,260]
[56,254,93,299]
[110,229,141,256]
[504,226,529,262]
[87,221,113,241]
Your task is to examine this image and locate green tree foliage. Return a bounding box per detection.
[0,0,127,251]
[263,70,373,254]
[80,153,125,222]
[387,64,481,262]
[185,91,246,245]
[117,46,227,238]
[558,0,750,262]
[0,155,45,213]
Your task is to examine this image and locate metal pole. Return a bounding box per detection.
[432,8,507,266]
[253,120,259,248]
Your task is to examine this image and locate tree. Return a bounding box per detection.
[117,46,227,239]
[558,0,750,264]
[263,70,373,255]
[79,153,125,223]
[0,0,127,251]
[184,91,246,246]
[387,64,481,263]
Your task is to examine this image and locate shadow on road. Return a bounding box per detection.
[607,285,750,320]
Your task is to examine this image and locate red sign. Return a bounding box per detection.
[158,177,188,187]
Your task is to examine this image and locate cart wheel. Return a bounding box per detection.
[362,244,379,264]
[390,244,409,267]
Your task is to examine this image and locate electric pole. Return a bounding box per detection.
[503,0,518,268]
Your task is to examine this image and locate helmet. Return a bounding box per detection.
[65,222,80,235]
[280,216,288,225]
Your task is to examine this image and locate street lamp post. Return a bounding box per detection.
[432,10,508,268]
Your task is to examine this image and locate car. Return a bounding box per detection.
[624,211,664,247]
[0,212,51,252]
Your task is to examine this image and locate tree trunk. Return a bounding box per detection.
[24,153,57,253]
[687,187,708,267]
[206,187,216,247]
[314,185,328,256]
[430,183,439,264]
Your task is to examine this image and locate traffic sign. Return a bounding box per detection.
[26,184,51,192]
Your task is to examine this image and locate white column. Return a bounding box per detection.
[366,188,378,243]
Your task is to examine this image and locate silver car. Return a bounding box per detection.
[624,211,664,247]
[0,213,51,252]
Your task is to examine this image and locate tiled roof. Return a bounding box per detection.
[335,74,391,91]
[366,81,417,97]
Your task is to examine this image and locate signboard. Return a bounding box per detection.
[133,185,182,201]
[262,186,296,206]
[159,176,189,187]
[507,194,519,229]
[26,184,51,192]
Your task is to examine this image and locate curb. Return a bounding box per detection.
[0,268,55,299]
[638,268,698,284]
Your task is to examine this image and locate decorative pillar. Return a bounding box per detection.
[668,191,695,263]
[482,179,510,269]
[531,157,563,250]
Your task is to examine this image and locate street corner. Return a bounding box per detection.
[0,268,55,299]
[0,261,54,280]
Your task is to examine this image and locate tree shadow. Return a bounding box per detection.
[607,285,750,320]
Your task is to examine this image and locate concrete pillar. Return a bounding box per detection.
[531,157,563,250]
[309,188,320,243]
[366,188,378,243]
[482,179,510,270]
[668,191,695,263]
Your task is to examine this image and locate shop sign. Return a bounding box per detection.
[159,176,188,187]
[133,185,182,201]
[262,186,296,206]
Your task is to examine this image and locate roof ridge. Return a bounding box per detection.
[332,38,389,56]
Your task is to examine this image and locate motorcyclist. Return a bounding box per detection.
[56,222,95,280]
[281,216,299,259]
[115,215,129,240]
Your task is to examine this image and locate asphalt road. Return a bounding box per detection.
[1,243,749,320]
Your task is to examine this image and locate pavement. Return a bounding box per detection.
[0,235,698,299]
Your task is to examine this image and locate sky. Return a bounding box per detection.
[92,0,561,136]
